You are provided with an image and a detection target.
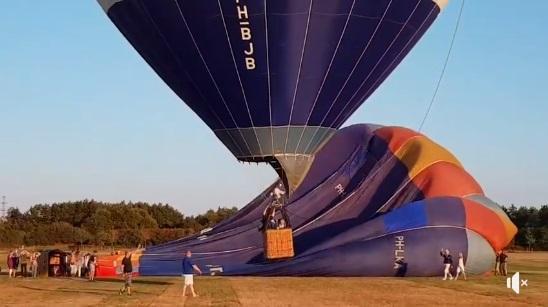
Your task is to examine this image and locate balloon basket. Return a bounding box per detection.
[264,228,295,260]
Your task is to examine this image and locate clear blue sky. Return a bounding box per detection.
[1,1,546,214]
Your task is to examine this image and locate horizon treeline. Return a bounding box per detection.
[0,200,237,247]
[502,204,548,250]
[0,201,546,250]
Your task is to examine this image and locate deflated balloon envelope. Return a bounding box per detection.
[131,124,515,277]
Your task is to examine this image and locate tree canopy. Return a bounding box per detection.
[1,200,545,250]
[502,204,548,250]
[0,200,237,247]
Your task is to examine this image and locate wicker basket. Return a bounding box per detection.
[264,228,294,260]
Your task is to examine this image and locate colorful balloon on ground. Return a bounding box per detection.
[96,0,516,277]
[96,124,516,277]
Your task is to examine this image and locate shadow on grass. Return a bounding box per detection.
[95,278,174,285]
[19,285,159,296]
[18,285,115,296]
[2,276,174,286]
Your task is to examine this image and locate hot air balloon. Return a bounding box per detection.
[95,0,517,277]
[98,0,449,193]
[95,124,516,277]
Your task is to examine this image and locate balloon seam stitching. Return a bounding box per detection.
[144,246,257,256]
[213,125,338,130]
[294,0,357,155]
[376,159,465,214]
[329,0,424,128]
[217,0,265,158]
[293,153,386,233]
[288,145,364,205]
[360,225,468,243]
[134,0,246,157]
[264,0,275,157]
[284,0,314,154]
[337,4,439,127]
[301,0,394,154]
[172,0,254,156]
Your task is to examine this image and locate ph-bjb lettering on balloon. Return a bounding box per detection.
[235,1,255,70]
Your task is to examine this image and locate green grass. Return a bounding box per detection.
[0,251,546,306]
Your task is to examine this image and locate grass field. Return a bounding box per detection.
[0,252,546,306]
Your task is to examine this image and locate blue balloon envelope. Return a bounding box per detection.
[98,0,448,192]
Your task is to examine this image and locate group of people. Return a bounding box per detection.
[265,216,288,230]
[439,249,467,281]
[440,248,510,280]
[116,249,202,298]
[62,250,98,281]
[5,247,101,279]
[495,250,509,276]
[6,247,41,278]
[6,248,99,280]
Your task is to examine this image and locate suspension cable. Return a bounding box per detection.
[418,0,466,132]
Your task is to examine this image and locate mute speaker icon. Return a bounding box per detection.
[506,272,526,294]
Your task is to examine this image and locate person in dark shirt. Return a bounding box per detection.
[7,250,16,278]
[182,250,202,297]
[20,248,29,278]
[499,250,508,276]
[394,259,408,277]
[267,216,278,229]
[260,205,276,232]
[495,251,501,276]
[119,251,133,296]
[440,249,454,280]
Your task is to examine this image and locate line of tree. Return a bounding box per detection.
[0,201,546,250]
[502,205,548,251]
[0,200,237,247]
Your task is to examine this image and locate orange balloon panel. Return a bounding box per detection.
[412,162,484,198]
[463,199,514,251]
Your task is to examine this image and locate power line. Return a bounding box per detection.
[418,0,466,132]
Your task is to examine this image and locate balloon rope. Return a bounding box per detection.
[418,0,466,132]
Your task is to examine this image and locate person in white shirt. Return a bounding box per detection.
[75,251,82,277]
[454,252,467,280]
[273,183,286,204]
